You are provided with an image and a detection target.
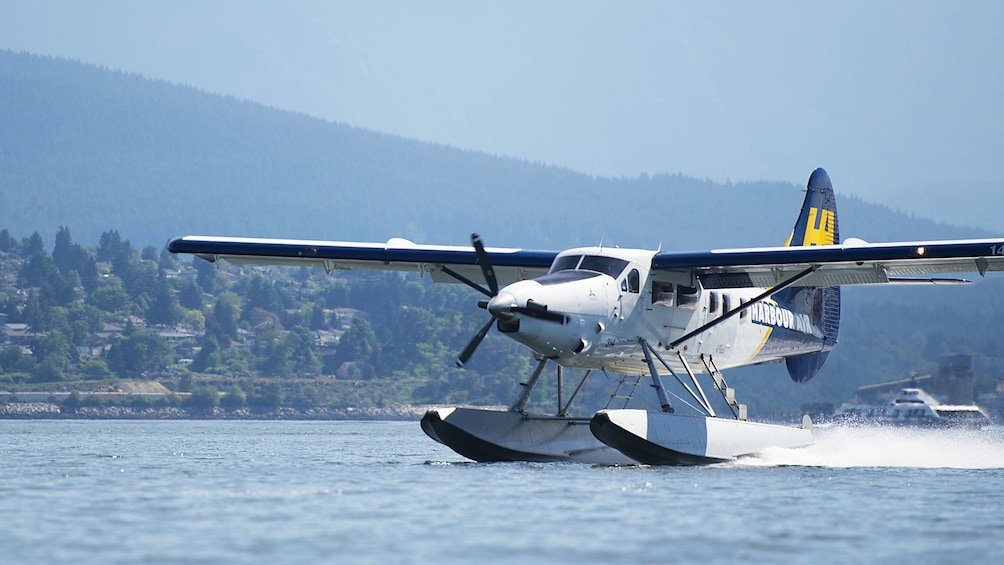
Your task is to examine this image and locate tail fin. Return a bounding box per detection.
[786,167,839,247]
[782,168,841,382]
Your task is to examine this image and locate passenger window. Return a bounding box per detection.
[708,292,719,313]
[651,282,674,304]
[627,269,640,293]
[722,294,731,313]
[677,285,699,308]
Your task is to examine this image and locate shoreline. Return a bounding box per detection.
[0,402,443,421]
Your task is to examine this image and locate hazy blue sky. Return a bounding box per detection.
[3,1,1002,223]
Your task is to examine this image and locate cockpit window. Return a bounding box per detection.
[549,255,581,273]
[578,256,629,278]
[548,254,629,279]
[535,270,601,286]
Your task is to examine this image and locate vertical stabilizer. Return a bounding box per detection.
[787,168,839,247]
[782,168,841,382]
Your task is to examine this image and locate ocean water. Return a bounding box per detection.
[3,420,1004,564]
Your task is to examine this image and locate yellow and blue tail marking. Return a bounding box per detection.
[779,168,841,382]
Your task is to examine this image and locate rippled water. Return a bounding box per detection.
[3,420,1004,564]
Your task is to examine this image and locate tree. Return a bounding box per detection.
[179,279,203,310]
[146,269,181,327]
[49,226,98,290]
[187,386,219,414]
[158,248,179,272]
[30,355,65,382]
[0,228,15,252]
[80,358,112,380]
[87,275,131,314]
[52,226,74,272]
[32,330,71,365]
[210,292,241,342]
[286,325,321,376]
[25,231,44,256]
[97,230,129,263]
[105,329,172,377]
[334,316,379,378]
[195,258,219,294]
[220,385,247,410]
[249,381,282,410]
[18,250,58,287]
[0,345,26,373]
[62,390,83,413]
[242,273,283,316]
[181,309,206,334]
[191,334,223,372]
[308,302,327,330]
[141,245,158,262]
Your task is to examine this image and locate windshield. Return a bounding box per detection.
[549,254,629,279]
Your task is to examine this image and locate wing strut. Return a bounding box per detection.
[668,265,820,350]
[440,265,494,297]
[510,357,550,413]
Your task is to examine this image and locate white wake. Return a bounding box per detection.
[738,424,1004,469]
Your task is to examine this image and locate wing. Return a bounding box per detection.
[167,235,557,288]
[652,238,1004,288]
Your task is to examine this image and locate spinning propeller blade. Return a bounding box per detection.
[456,233,565,367]
[471,233,499,296]
[456,233,503,367]
[456,317,494,368]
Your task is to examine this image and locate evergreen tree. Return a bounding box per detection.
[191,334,223,372]
[334,316,379,378]
[52,226,74,273]
[25,231,44,256]
[195,258,219,294]
[211,292,241,342]
[18,250,57,287]
[97,230,128,263]
[147,269,181,327]
[0,228,15,252]
[179,279,204,310]
[309,302,327,330]
[286,325,321,376]
[158,248,179,272]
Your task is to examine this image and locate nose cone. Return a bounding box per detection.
[487,292,517,320]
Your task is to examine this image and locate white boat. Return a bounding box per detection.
[834,387,990,428]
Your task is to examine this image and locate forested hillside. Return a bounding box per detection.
[0,50,990,252]
[3,226,1004,419]
[3,50,1004,419]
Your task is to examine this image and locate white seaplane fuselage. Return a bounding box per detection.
[491,246,824,375]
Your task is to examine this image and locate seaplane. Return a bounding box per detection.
[168,168,1004,465]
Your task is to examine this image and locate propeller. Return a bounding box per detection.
[455,233,567,368]
[456,233,498,368]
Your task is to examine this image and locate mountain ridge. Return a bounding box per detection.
[0,50,991,253]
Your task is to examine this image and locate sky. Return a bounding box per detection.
[3,1,1003,226]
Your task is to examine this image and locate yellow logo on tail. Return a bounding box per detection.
[801,207,835,246]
